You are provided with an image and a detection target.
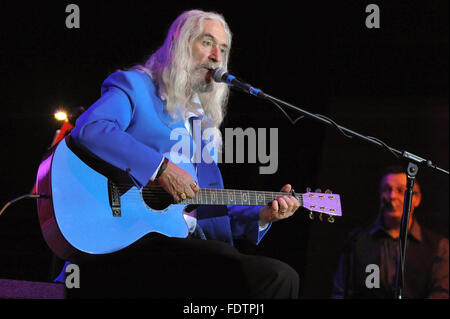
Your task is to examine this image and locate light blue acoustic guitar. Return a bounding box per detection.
[36,136,342,260]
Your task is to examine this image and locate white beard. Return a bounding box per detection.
[190,63,215,93]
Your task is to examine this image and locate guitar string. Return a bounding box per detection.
[113,192,296,203]
[111,188,303,203]
[114,185,294,194]
[112,186,332,202]
[103,187,341,211]
[112,187,297,198]
[113,186,289,196]
[112,185,305,198]
[113,184,333,196]
[109,186,335,204]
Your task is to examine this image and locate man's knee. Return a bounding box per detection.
[243,256,300,298]
[277,261,300,294]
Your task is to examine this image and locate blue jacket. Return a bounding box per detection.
[71,70,271,246]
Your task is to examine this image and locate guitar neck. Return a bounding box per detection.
[181,188,301,207]
[141,185,342,216]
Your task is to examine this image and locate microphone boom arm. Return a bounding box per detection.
[212,67,448,175]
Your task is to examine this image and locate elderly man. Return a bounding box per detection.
[65,10,300,298]
[332,166,449,298]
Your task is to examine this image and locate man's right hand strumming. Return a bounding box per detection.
[156,160,199,202]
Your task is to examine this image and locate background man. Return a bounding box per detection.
[332,165,449,298]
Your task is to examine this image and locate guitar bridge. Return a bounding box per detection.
[108,180,122,217]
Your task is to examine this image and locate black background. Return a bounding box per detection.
[0,0,448,299]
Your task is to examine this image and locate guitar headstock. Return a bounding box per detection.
[301,189,342,222]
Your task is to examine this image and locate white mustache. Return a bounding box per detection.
[195,63,219,71]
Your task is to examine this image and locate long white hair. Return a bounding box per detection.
[135,10,232,145]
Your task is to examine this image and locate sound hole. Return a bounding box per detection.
[141,186,173,211]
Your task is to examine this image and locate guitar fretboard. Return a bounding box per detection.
[180,188,303,207]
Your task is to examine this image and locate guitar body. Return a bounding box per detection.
[36,137,191,260]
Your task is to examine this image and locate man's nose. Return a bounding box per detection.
[208,46,221,63]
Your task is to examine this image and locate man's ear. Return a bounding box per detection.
[412,192,422,210]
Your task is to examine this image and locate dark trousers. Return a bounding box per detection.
[66,233,299,299]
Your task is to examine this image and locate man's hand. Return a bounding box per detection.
[156,161,199,202]
[259,184,300,225]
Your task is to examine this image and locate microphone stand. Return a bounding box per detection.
[253,89,448,299]
[393,162,418,299]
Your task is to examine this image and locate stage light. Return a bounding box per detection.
[54,110,68,121]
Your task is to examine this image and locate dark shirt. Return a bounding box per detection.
[332,217,449,299]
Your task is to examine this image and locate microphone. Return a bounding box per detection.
[212,67,266,98]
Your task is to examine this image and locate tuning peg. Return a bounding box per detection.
[328,216,335,223]
[309,211,314,220]
[318,213,323,222]
[315,188,322,193]
[325,189,333,194]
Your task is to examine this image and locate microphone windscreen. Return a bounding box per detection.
[212,67,227,83]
